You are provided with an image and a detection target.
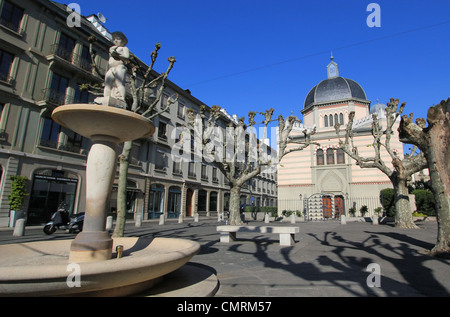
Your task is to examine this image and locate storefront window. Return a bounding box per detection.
[28,169,78,224]
[148,184,164,219]
[109,180,139,218]
[168,186,181,218]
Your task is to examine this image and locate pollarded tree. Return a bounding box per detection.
[277,114,318,159]
[185,106,316,225]
[398,98,450,255]
[335,98,427,229]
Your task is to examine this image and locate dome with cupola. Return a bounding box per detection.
[369,99,387,114]
[304,56,367,110]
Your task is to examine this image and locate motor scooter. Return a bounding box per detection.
[43,203,84,235]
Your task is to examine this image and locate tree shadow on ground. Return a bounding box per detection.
[229,228,450,296]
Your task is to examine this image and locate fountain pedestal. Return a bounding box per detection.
[52,104,155,263]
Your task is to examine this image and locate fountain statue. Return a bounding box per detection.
[94,31,129,109]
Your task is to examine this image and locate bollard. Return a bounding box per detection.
[178,214,184,224]
[159,214,165,225]
[194,213,199,223]
[106,216,113,230]
[135,213,142,227]
[13,219,26,237]
[372,214,379,225]
[290,213,296,224]
[341,215,346,225]
[264,213,270,224]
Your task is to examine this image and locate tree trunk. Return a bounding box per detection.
[398,99,450,255]
[425,105,450,253]
[229,185,243,225]
[112,140,132,238]
[428,158,450,255]
[393,177,418,229]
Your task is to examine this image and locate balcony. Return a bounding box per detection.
[0,17,25,36]
[39,88,91,108]
[188,172,196,179]
[49,44,74,63]
[39,138,84,155]
[40,88,68,106]
[173,168,183,176]
[46,45,103,79]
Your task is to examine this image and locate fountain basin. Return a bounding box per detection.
[0,237,199,297]
[52,104,155,143]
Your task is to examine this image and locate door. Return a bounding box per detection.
[186,189,193,216]
[335,195,345,218]
[322,196,332,218]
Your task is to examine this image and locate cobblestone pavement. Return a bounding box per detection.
[1,218,449,297]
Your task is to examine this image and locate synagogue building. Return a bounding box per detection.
[278,56,404,220]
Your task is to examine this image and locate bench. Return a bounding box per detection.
[217,225,299,246]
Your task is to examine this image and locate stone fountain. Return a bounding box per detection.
[0,104,217,296]
[0,32,217,296]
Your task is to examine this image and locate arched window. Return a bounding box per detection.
[339,113,344,125]
[324,115,328,127]
[326,148,335,165]
[316,149,324,165]
[337,148,345,164]
[329,115,333,127]
[334,114,338,126]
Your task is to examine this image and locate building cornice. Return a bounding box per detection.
[302,97,370,114]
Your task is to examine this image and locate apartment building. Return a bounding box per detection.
[0,0,277,226]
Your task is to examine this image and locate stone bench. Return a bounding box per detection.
[217,225,299,246]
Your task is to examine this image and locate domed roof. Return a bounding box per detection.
[304,76,367,109]
[370,99,387,114]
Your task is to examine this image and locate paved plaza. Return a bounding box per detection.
[0,218,449,297]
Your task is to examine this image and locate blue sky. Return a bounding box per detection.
[69,0,449,130]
